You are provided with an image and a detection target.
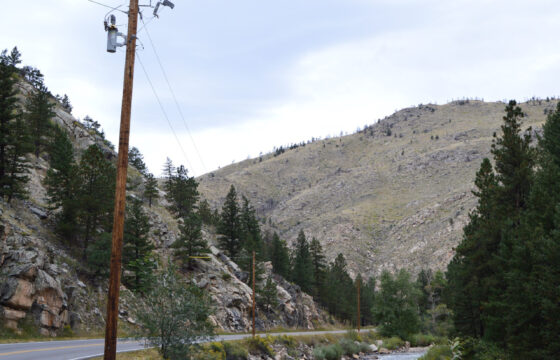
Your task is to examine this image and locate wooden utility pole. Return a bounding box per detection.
[104,0,139,359]
[252,250,256,338]
[357,278,361,333]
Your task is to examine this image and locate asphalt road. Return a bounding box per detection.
[0,330,350,360]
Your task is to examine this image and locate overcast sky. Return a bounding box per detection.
[2,0,560,176]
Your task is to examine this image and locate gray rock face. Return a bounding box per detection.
[29,207,47,219]
[192,247,327,332]
[0,212,99,336]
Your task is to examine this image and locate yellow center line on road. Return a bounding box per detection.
[0,343,105,356]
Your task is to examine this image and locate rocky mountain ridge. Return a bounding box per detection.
[197,99,557,279]
[0,83,327,336]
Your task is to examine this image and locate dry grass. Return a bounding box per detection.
[197,100,556,277]
[90,348,162,360]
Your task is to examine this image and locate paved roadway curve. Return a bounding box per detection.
[0,330,350,360]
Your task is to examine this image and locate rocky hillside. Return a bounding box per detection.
[197,99,557,278]
[0,83,327,336]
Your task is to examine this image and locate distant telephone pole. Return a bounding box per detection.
[252,250,256,338]
[104,0,139,358]
[357,277,361,333]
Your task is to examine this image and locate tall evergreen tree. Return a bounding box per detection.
[322,254,354,322]
[360,276,376,326]
[129,146,147,175]
[165,165,199,219]
[373,269,420,339]
[291,230,314,294]
[143,173,159,207]
[172,211,209,269]
[239,195,263,259]
[218,185,242,258]
[4,113,32,202]
[0,48,30,202]
[270,232,290,279]
[309,237,326,298]
[77,145,116,261]
[25,83,54,158]
[497,103,560,358]
[123,198,155,292]
[198,199,214,225]
[44,126,78,241]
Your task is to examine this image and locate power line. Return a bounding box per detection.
[87,0,128,14]
[140,17,208,174]
[136,52,196,176]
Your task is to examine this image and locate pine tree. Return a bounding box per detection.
[218,185,242,258]
[373,269,420,339]
[446,158,498,338]
[25,83,54,158]
[123,198,155,291]
[270,232,290,279]
[129,146,147,175]
[6,47,21,68]
[165,165,199,219]
[322,254,354,321]
[44,126,76,208]
[4,113,32,202]
[172,211,209,269]
[86,232,112,278]
[162,157,175,191]
[44,126,78,241]
[498,103,560,358]
[360,276,376,326]
[198,199,214,225]
[240,195,263,259]
[0,49,30,202]
[258,277,278,312]
[309,237,326,298]
[291,230,314,294]
[60,94,72,114]
[143,173,159,207]
[77,145,116,261]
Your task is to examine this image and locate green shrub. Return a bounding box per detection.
[221,272,232,281]
[275,335,297,349]
[61,324,74,337]
[313,343,343,360]
[459,338,505,360]
[222,341,248,360]
[384,336,405,350]
[345,330,362,342]
[339,338,360,355]
[419,345,453,360]
[246,336,275,356]
[196,342,226,360]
